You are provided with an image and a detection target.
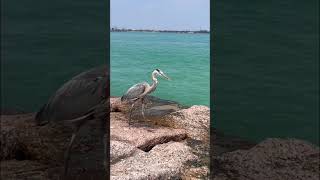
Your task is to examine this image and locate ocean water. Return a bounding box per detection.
[214,0,319,144]
[1,0,106,111]
[1,0,318,146]
[111,32,210,106]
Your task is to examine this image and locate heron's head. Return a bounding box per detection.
[153,69,171,80]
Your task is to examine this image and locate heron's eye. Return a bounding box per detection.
[155,69,160,72]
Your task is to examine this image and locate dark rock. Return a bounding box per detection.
[110,96,183,117]
[1,160,49,180]
[0,113,106,179]
[213,138,320,180]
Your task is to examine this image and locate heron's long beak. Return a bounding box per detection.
[161,72,171,80]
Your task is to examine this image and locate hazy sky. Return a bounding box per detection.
[111,0,209,31]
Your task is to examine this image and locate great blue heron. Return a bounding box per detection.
[121,69,170,124]
[35,65,108,177]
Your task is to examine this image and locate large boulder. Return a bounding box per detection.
[0,113,106,179]
[111,112,187,151]
[2,101,319,180]
[111,142,198,180]
[110,100,210,179]
[110,96,182,117]
[1,160,48,180]
[160,105,210,142]
[213,138,320,180]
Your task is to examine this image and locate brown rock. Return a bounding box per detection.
[182,166,209,180]
[1,160,49,180]
[160,105,210,142]
[110,103,209,179]
[111,112,187,151]
[0,113,65,162]
[110,97,124,112]
[110,140,143,164]
[1,113,106,178]
[211,129,256,156]
[110,96,182,118]
[111,142,198,180]
[213,138,320,180]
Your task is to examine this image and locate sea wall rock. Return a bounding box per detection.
[111,142,198,180]
[110,96,182,117]
[1,160,49,180]
[110,140,143,164]
[0,113,75,163]
[110,111,200,179]
[2,96,319,180]
[1,113,106,179]
[111,96,210,142]
[1,98,208,179]
[213,138,320,180]
[110,98,209,179]
[111,112,187,151]
[160,105,210,142]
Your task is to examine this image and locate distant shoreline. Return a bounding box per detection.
[110,28,210,34]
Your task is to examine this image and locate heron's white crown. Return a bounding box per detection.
[152,69,170,80]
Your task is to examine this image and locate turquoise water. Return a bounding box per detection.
[111,32,210,106]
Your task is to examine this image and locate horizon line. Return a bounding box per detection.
[110,27,210,32]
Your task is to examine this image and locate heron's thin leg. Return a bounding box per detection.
[64,131,78,177]
[141,98,146,120]
[62,112,93,178]
[128,103,135,126]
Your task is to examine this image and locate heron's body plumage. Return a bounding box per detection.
[34,65,108,176]
[35,66,108,125]
[121,80,158,102]
[121,69,170,125]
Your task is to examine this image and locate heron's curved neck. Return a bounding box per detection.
[151,73,158,87]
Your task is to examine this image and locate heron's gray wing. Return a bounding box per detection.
[35,66,109,124]
[121,82,148,101]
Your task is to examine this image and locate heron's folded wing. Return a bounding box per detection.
[121,82,147,101]
[35,66,108,123]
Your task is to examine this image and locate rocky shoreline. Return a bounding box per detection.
[1,96,319,179]
[110,96,210,179]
